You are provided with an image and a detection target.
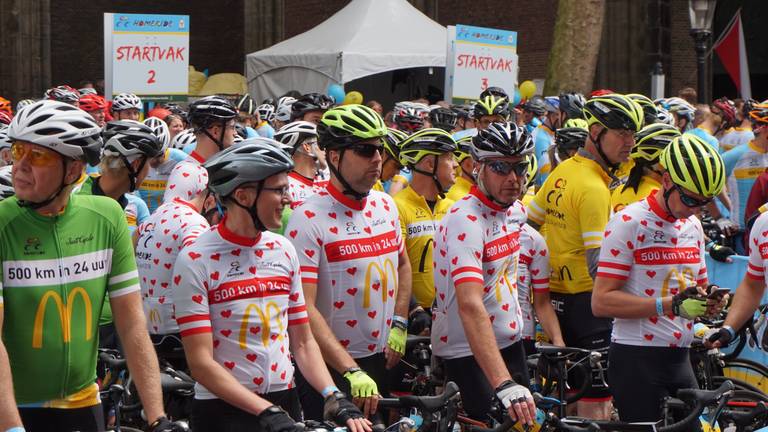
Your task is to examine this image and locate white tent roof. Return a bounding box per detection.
[246,0,446,99]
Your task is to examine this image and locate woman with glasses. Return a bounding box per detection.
[592,134,729,423]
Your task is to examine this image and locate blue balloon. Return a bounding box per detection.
[512,88,522,106]
[327,84,345,104]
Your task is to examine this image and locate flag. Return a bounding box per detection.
[713,9,752,99]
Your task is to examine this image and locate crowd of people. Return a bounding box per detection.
[0,80,766,432]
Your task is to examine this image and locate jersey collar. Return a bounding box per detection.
[646,190,678,223]
[172,197,198,212]
[189,151,206,164]
[469,185,504,211]
[573,151,612,185]
[327,181,367,211]
[217,214,261,247]
[289,171,314,186]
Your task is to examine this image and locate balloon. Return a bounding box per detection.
[327,83,345,104]
[512,88,522,106]
[519,80,537,99]
[343,91,363,105]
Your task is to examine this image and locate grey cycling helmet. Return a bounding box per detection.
[205,137,294,198]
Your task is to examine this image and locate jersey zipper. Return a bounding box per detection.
[52,216,70,399]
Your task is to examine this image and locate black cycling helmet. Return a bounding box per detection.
[451,104,470,120]
[626,94,659,127]
[522,96,547,117]
[188,96,238,150]
[554,127,588,153]
[583,94,644,172]
[236,94,255,115]
[471,122,534,161]
[558,92,586,119]
[102,120,150,143]
[429,107,458,132]
[205,138,294,231]
[479,86,509,101]
[291,92,334,120]
[399,128,457,197]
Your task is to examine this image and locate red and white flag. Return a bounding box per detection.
[713,9,752,99]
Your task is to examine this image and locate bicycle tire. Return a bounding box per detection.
[712,375,765,395]
[721,360,768,394]
[724,359,768,377]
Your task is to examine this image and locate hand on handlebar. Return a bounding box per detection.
[495,380,536,426]
[146,415,188,432]
[709,244,735,263]
[323,391,372,432]
[408,307,432,335]
[344,369,380,416]
[706,325,736,349]
[715,217,740,237]
[256,406,303,432]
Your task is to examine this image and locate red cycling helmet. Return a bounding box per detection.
[712,97,738,129]
[0,110,11,125]
[590,89,615,98]
[147,107,172,120]
[78,94,107,113]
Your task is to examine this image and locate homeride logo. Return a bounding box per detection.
[32,287,92,348]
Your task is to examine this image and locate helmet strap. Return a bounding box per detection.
[662,185,681,220]
[119,155,147,193]
[202,122,227,151]
[593,128,620,174]
[411,155,447,199]
[327,149,369,201]
[230,183,267,232]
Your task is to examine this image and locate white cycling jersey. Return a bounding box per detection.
[746,210,768,284]
[163,151,206,203]
[287,172,326,209]
[518,223,550,340]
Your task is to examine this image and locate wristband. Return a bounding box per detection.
[6,428,26,432]
[344,367,362,376]
[655,297,664,316]
[321,385,340,397]
[392,315,408,329]
[723,325,736,340]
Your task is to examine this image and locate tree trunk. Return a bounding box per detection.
[544,0,605,95]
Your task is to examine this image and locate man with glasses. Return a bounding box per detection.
[285,105,412,421]
[432,122,536,426]
[0,100,179,431]
[273,121,324,209]
[527,94,644,420]
[593,134,728,423]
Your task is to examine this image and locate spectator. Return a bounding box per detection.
[366,100,384,115]
[678,87,697,105]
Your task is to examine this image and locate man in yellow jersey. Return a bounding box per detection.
[527,93,643,419]
[373,128,409,194]
[394,128,457,310]
[611,123,680,212]
[445,135,474,202]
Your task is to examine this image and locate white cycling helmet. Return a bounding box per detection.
[78,88,97,96]
[112,93,143,111]
[0,124,11,150]
[275,97,296,122]
[274,121,318,153]
[171,128,196,150]
[8,100,103,165]
[15,99,36,112]
[656,107,675,126]
[143,117,171,153]
[0,165,13,200]
[664,97,695,121]
[257,104,276,123]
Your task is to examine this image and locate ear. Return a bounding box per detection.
[65,160,86,183]
[328,149,340,166]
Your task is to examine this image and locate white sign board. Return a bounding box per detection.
[104,13,189,102]
[445,24,518,104]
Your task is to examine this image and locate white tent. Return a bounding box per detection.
[245,0,446,99]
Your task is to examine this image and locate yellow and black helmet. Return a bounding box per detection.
[454,135,472,163]
[399,128,457,166]
[317,104,386,150]
[660,134,725,198]
[473,95,510,120]
[526,153,538,188]
[631,123,680,163]
[626,93,659,126]
[383,127,408,161]
[583,93,644,132]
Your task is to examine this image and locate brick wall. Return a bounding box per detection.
[667,1,698,97]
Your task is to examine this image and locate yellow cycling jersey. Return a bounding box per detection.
[373,175,409,194]
[610,159,635,191]
[372,181,384,192]
[445,176,474,202]
[394,185,455,308]
[610,175,660,213]
[527,154,612,295]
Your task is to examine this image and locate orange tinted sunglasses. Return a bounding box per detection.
[11,142,61,166]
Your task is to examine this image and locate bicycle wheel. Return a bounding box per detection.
[721,360,768,394]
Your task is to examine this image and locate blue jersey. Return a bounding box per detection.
[137,148,188,213]
[533,124,555,162]
[453,128,476,142]
[723,141,768,227]
[255,122,275,139]
[686,128,720,152]
[125,193,150,234]
[719,127,754,152]
[525,117,542,135]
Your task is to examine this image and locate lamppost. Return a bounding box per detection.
[688,0,717,103]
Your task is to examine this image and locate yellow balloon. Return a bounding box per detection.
[519,80,537,99]
[343,91,363,105]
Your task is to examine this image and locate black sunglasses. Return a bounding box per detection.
[485,160,529,177]
[349,143,385,158]
[675,184,712,208]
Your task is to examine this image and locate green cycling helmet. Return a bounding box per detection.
[583,94,644,132]
[317,104,386,150]
[454,135,472,163]
[660,134,725,198]
[631,123,680,163]
[399,128,457,166]
[473,95,510,120]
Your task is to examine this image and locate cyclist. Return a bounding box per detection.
[393,101,428,133]
[538,121,588,187]
[236,93,258,132]
[172,141,369,432]
[111,93,142,121]
[429,106,458,132]
[372,128,409,195]
[394,128,457,309]
[719,98,755,151]
[273,96,296,130]
[475,94,511,132]
[171,128,196,153]
[44,85,80,107]
[274,121,324,209]
[255,103,277,138]
[611,123,680,213]
[558,92,586,122]
[526,93,643,419]
[710,97,739,142]
[521,96,545,135]
[135,163,210,368]
[0,100,174,432]
[686,104,722,151]
[165,114,186,142]
[432,121,535,424]
[451,104,475,133]
[445,135,475,201]
[163,96,238,203]
[593,134,728,423]
[0,125,12,165]
[78,94,107,128]
[664,97,695,132]
[285,104,412,420]
[138,117,189,213]
[0,165,12,200]
[291,93,334,124]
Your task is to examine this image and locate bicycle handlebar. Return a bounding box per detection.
[376,381,459,412]
[657,380,735,432]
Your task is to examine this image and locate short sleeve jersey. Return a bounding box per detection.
[163,151,206,203]
[287,172,325,210]
[610,176,660,213]
[596,192,707,348]
[746,210,768,283]
[518,223,550,340]
[393,185,454,308]
[135,198,210,334]
[0,195,140,404]
[722,141,768,228]
[172,219,308,398]
[527,153,612,294]
[719,127,755,152]
[125,193,150,234]
[444,176,473,203]
[285,183,403,359]
[138,148,188,213]
[431,186,523,359]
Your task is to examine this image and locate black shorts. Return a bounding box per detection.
[295,352,390,421]
[443,341,529,421]
[191,388,301,432]
[20,404,104,432]
[550,291,612,401]
[608,343,698,422]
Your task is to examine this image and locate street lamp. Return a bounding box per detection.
[688,0,717,103]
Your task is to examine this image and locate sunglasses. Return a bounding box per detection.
[11,142,61,167]
[349,143,384,158]
[262,185,290,198]
[675,184,712,208]
[485,160,529,177]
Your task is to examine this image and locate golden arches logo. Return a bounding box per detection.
[32,287,92,349]
[239,301,284,350]
[363,259,397,309]
[148,308,161,324]
[662,268,696,298]
[493,259,518,303]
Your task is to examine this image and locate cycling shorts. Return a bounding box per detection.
[191,388,301,432]
[19,404,104,432]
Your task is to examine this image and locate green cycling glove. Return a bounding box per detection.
[672,289,707,320]
[343,369,379,398]
[387,325,407,355]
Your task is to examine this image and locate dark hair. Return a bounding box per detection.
[622,160,651,194]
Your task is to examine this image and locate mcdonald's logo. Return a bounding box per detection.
[32,287,92,349]
[493,259,518,303]
[363,259,397,309]
[239,301,284,350]
[148,308,161,324]
[662,268,695,298]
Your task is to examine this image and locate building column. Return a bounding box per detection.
[244,0,284,56]
[0,0,50,103]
